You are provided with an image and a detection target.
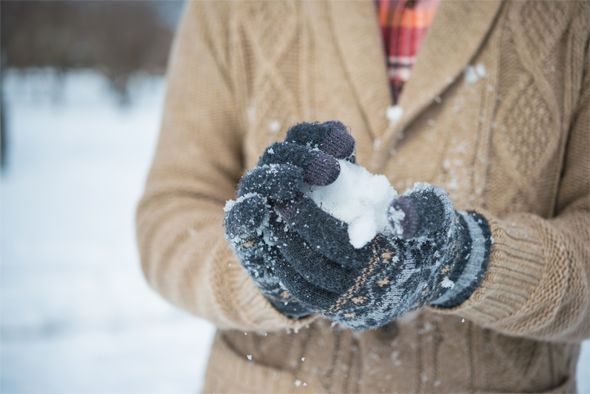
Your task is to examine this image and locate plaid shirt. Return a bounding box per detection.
[376,0,441,103]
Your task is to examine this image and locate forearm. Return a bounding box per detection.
[136,0,313,332]
[430,209,590,342]
[431,64,590,341]
[137,189,313,331]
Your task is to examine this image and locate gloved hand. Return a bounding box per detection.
[270,186,491,329]
[258,125,492,330]
[224,121,355,318]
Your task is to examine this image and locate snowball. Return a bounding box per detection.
[305,160,397,248]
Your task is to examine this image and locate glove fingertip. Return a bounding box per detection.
[285,121,356,161]
[237,164,304,202]
[388,196,421,239]
[224,193,268,239]
[257,142,283,166]
[285,122,319,145]
[320,121,355,159]
[305,151,340,186]
[391,183,457,239]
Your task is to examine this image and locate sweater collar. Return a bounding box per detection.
[328,0,503,165]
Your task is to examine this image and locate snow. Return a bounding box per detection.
[388,204,406,236]
[268,120,281,133]
[2,69,589,394]
[246,105,256,122]
[224,192,258,213]
[464,63,487,84]
[293,379,307,387]
[305,159,397,248]
[440,277,455,289]
[475,64,487,78]
[386,105,403,126]
[1,70,215,394]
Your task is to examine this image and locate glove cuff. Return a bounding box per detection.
[430,211,492,308]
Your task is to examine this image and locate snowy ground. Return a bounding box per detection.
[0,71,588,394]
[0,71,214,394]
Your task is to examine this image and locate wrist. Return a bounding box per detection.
[431,211,492,308]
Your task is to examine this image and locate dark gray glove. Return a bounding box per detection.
[270,185,491,329]
[224,121,355,318]
[257,124,492,330]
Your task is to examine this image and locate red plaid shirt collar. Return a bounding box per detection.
[376,0,441,103]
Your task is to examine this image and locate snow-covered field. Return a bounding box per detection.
[1,71,588,393]
[0,71,214,394]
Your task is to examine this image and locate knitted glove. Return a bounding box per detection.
[224,121,355,318]
[261,128,492,330]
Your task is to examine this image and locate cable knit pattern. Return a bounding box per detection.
[136,1,589,393]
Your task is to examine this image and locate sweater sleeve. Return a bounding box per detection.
[431,46,590,343]
[135,1,313,332]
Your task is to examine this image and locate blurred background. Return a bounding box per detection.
[0,1,588,394]
[0,1,216,393]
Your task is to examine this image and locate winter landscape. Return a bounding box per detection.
[0,71,588,393]
[0,71,214,394]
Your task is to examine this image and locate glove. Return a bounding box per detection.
[261,127,492,330]
[224,121,355,318]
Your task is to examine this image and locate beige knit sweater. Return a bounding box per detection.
[136,1,590,392]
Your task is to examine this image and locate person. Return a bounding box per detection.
[136,0,590,392]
